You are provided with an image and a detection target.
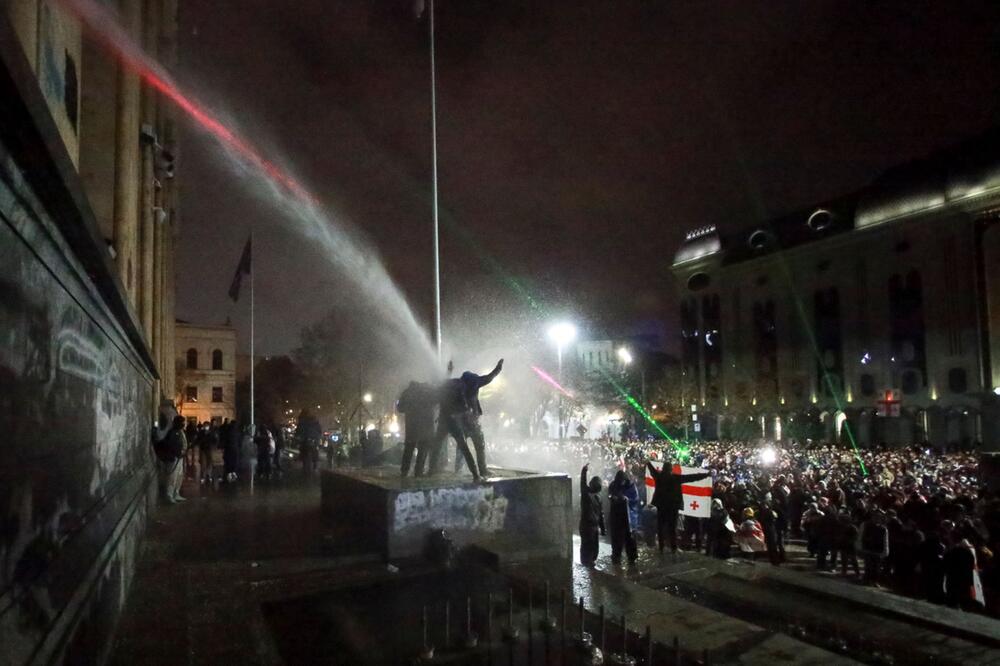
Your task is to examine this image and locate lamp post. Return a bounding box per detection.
[617,347,646,409]
[547,322,577,441]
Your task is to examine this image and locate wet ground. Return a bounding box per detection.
[563,537,1000,665]
[108,468,1000,665]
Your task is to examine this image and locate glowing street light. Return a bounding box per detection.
[363,392,373,403]
[617,347,633,365]
[547,322,577,350]
[547,321,577,441]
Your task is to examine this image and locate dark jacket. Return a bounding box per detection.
[608,473,640,532]
[459,361,502,416]
[646,462,710,511]
[439,378,469,416]
[398,382,437,441]
[580,467,605,532]
[296,412,322,443]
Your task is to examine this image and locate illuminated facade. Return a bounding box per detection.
[672,131,1000,451]
[176,322,237,425]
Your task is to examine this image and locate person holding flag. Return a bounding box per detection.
[646,460,711,553]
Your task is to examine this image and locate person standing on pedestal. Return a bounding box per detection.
[398,381,437,477]
[457,358,503,478]
[431,377,478,479]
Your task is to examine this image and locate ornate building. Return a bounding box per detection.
[0,2,180,663]
[671,131,1000,451]
[175,322,237,425]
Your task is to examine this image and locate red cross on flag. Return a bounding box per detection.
[645,462,712,518]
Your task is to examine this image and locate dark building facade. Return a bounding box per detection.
[671,131,1000,452]
[1,1,179,663]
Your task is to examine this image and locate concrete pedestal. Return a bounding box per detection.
[321,467,572,562]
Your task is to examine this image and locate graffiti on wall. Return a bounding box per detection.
[0,152,152,659]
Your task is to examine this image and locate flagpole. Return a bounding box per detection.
[249,230,255,430]
[429,0,442,362]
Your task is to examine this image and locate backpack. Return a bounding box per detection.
[153,428,183,463]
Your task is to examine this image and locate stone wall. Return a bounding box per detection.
[0,114,155,666]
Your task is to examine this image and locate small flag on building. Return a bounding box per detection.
[228,237,251,302]
[645,461,712,518]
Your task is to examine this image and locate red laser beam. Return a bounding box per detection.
[59,0,319,208]
[530,365,573,398]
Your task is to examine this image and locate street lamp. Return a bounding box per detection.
[547,322,577,440]
[618,346,646,415]
[363,392,373,403]
[617,347,633,365]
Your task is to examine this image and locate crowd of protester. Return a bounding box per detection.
[488,437,999,616]
[152,416,294,499]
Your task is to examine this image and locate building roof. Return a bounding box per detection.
[673,127,1000,269]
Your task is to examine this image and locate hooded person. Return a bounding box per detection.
[430,376,480,479]
[579,463,606,566]
[456,359,503,477]
[705,498,736,559]
[646,460,711,553]
[608,469,640,564]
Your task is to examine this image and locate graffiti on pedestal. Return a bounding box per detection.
[393,486,509,534]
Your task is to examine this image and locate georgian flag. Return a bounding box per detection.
[645,462,712,518]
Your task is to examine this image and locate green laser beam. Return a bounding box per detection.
[776,261,868,476]
[706,92,868,476]
[595,365,685,450]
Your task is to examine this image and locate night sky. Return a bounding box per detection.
[173,0,999,356]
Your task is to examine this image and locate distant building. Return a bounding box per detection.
[576,339,625,374]
[176,322,237,425]
[671,130,1000,451]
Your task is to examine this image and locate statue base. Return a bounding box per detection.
[320,466,572,562]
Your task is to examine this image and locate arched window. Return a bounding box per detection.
[212,349,223,370]
[186,348,198,370]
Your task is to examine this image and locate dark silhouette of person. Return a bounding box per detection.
[457,359,503,477]
[646,461,710,553]
[608,469,639,564]
[579,464,605,566]
[397,381,437,477]
[430,377,480,479]
[296,409,322,475]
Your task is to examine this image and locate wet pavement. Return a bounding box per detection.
[557,536,1000,665]
[108,469,1000,665]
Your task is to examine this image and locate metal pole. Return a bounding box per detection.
[558,345,564,441]
[249,230,254,429]
[560,589,566,663]
[429,0,442,360]
[599,605,605,655]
